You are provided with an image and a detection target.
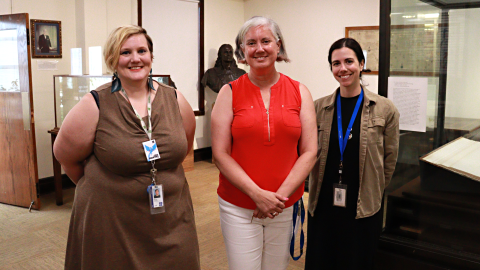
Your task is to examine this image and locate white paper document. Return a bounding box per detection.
[388,77,428,132]
[37,60,58,70]
[422,137,480,182]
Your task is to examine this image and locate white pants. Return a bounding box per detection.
[218,196,293,270]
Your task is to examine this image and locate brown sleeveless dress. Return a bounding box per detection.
[65,82,200,270]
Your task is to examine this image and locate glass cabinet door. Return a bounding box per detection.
[381,0,480,268]
[53,75,172,127]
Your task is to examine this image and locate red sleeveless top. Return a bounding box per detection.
[217,73,304,209]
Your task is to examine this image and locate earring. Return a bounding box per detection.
[148,69,155,90]
[111,71,122,93]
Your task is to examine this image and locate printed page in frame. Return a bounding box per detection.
[346,26,379,74]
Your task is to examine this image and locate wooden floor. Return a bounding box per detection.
[0,161,307,269]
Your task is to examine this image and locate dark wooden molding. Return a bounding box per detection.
[38,174,75,195]
[375,248,449,270]
[197,0,205,116]
[137,0,142,26]
[194,147,212,162]
[434,9,449,148]
[377,234,480,269]
[419,0,480,9]
[378,0,391,98]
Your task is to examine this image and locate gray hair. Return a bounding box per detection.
[235,16,290,64]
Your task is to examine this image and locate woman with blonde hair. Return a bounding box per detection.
[55,25,200,269]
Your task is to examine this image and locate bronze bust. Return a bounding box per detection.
[201,44,246,93]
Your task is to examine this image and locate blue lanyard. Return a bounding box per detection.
[336,88,363,163]
[290,197,305,261]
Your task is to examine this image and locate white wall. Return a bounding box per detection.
[445,8,480,119]
[1,0,136,179]
[0,0,380,179]
[243,0,380,100]
[196,0,380,149]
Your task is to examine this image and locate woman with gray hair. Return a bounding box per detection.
[211,16,317,269]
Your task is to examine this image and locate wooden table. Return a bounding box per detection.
[48,128,194,206]
[48,128,63,205]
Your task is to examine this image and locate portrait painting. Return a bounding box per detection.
[30,19,62,58]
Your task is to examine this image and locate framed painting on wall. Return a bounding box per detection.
[30,19,62,58]
[345,26,379,75]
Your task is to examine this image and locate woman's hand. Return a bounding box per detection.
[253,207,281,219]
[251,190,288,219]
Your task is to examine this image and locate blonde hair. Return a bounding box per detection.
[104,25,153,72]
[235,16,290,64]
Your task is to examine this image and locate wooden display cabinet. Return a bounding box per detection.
[376,177,480,269]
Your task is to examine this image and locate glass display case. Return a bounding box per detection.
[377,0,480,269]
[53,75,172,127]
[49,74,176,206]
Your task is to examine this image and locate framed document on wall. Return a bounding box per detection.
[345,26,379,75]
[346,25,439,77]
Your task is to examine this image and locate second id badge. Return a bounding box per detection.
[143,139,161,162]
[333,183,347,207]
[148,184,165,214]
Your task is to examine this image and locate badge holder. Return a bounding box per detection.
[333,183,347,207]
[148,183,165,214]
[333,162,347,208]
[147,166,165,215]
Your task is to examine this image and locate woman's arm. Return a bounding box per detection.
[176,89,196,154]
[211,84,287,217]
[275,83,317,198]
[53,93,99,184]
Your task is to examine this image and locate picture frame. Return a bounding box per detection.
[345,26,379,75]
[30,19,62,58]
[346,25,439,76]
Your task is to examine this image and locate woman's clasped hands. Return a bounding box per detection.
[251,189,288,220]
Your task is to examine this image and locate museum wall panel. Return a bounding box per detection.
[0,0,381,178]
[196,0,246,149]
[243,0,380,100]
[445,8,480,120]
[1,0,136,178]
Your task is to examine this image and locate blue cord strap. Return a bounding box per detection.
[336,88,364,163]
[290,197,305,261]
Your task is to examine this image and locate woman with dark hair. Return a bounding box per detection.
[305,38,399,269]
[211,16,317,270]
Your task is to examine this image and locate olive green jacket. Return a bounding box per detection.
[308,86,399,219]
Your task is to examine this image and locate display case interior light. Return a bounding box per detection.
[424,13,439,18]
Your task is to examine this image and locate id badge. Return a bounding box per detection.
[333,183,347,207]
[143,139,161,162]
[148,184,165,215]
